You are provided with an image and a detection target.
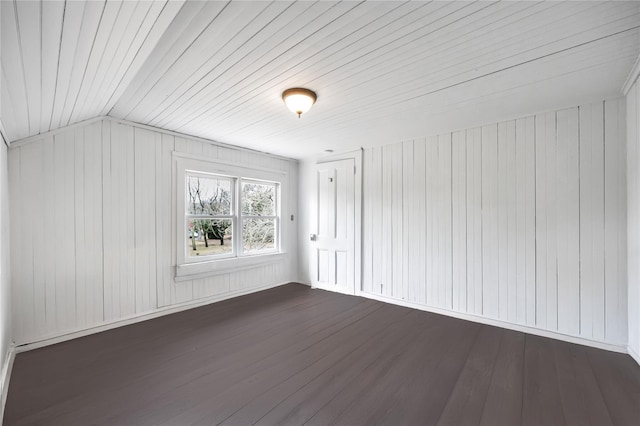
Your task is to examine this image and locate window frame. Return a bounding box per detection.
[174,154,287,279]
[240,178,280,256]
[184,171,236,263]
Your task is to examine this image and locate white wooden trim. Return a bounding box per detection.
[0,345,16,425]
[7,116,297,164]
[172,151,288,176]
[622,55,640,96]
[14,281,292,352]
[106,116,296,162]
[630,345,640,367]
[312,284,358,296]
[8,117,105,147]
[175,252,287,281]
[359,290,628,354]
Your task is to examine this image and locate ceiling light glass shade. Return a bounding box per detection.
[282,88,317,117]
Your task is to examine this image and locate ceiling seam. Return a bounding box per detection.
[113,1,232,121]
[103,0,187,118]
[143,1,307,126]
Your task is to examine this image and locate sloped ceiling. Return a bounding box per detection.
[1,1,639,158]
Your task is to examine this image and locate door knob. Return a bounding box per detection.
[310,234,317,241]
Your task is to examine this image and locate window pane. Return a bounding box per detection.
[241,182,275,216]
[242,218,275,253]
[186,175,232,215]
[187,219,233,257]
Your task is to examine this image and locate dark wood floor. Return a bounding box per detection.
[4,283,640,426]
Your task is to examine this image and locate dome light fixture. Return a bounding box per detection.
[282,88,317,118]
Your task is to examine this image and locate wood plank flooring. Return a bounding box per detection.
[4,283,640,425]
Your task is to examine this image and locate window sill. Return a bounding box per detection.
[175,252,287,282]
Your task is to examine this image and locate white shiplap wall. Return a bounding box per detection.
[8,118,298,345]
[362,98,628,347]
[0,138,13,403]
[627,77,640,363]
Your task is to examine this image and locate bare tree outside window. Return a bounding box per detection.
[185,174,279,258]
[242,182,277,253]
[186,175,232,257]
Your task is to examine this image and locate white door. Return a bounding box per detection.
[312,159,356,295]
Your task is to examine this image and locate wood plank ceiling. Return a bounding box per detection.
[1,1,639,158]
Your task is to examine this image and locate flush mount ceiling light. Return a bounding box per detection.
[282,88,317,118]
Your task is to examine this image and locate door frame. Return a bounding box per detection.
[312,149,363,296]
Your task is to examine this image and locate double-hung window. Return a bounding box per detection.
[175,155,286,279]
[185,173,235,259]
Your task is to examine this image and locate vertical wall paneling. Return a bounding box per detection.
[134,128,158,313]
[55,130,77,331]
[8,146,24,338]
[371,147,383,296]
[579,102,607,341]
[415,139,427,305]
[74,128,87,328]
[497,122,509,321]
[364,148,373,294]
[84,122,104,326]
[9,118,297,344]
[505,120,517,324]
[0,141,13,391]
[604,99,627,344]
[535,113,550,329]
[403,141,414,302]
[556,108,581,336]
[425,136,437,306]
[362,149,372,295]
[156,133,175,308]
[451,130,466,312]
[25,141,46,335]
[616,98,628,348]
[545,112,559,331]
[381,144,393,298]
[515,118,527,325]
[42,136,56,334]
[481,124,499,319]
[466,127,483,315]
[439,133,453,310]
[359,98,628,347]
[524,117,536,327]
[627,79,640,361]
[392,143,402,299]
[102,120,115,320]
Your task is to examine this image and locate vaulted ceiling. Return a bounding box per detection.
[1,1,639,158]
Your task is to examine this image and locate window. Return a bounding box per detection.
[175,155,286,278]
[186,174,234,258]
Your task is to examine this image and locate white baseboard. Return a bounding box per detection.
[16,281,291,353]
[359,291,627,354]
[629,346,640,366]
[0,345,16,425]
